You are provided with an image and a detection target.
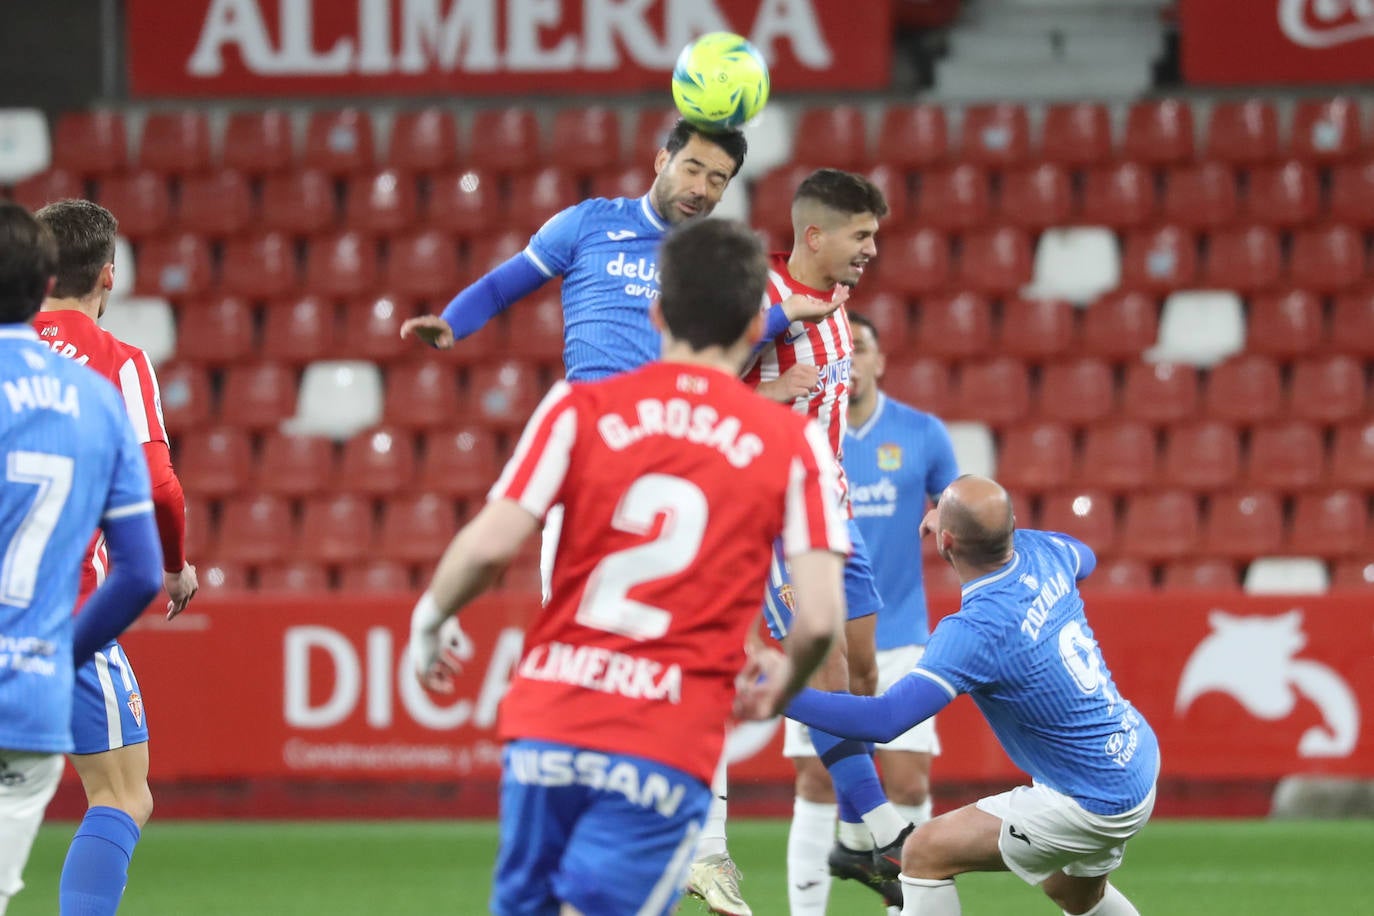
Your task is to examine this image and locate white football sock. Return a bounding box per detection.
[901,875,960,916]
[863,802,912,848]
[895,800,933,828]
[694,756,729,858]
[787,797,836,915]
[1072,883,1140,916]
[837,818,873,850]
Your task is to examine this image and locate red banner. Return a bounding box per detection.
[113,591,1374,786]
[1181,0,1374,84]
[124,0,892,97]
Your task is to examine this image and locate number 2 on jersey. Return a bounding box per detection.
[575,474,708,641]
[1,451,75,607]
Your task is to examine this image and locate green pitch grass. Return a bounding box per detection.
[11,818,1372,914]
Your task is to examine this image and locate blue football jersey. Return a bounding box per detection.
[0,326,153,753]
[524,195,670,382]
[914,529,1160,815]
[844,393,959,649]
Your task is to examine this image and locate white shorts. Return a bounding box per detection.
[0,751,64,898]
[975,782,1156,885]
[784,644,941,757]
[539,504,564,606]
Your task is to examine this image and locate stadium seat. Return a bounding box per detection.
[1289,490,1370,560]
[882,358,952,416]
[1078,421,1157,493]
[176,295,257,365]
[426,168,501,238]
[794,106,867,171]
[1208,225,1292,294]
[135,232,213,298]
[1247,420,1325,491]
[631,108,682,163]
[175,427,252,498]
[377,494,461,564]
[52,111,127,175]
[468,359,544,430]
[303,109,375,175]
[1203,354,1282,424]
[1202,490,1284,559]
[922,557,963,595]
[10,168,83,211]
[100,296,176,366]
[1288,355,1367,424]
[506,166,580,232]
[223,110,294,174]
[1161,162,1238,229]
[547,106,622,174]
[1205,99,1281,166]
[304,232,379,299]
[1118,490,1201,562]
[467,108,541,174]
[1291,97,1363,164]
[1147,291,1246,367]
[1078,162,1157,229]
[1331,291,1374,357]
[912,292,990,359]
[1243,557,1329,594]
[182,494,215,561]
[998,164,1072,230]
[384,363,462,428]
[914,164,990,231]
[1161,420,1241,491]
[995,422,1074,494]
[257,561,332,592]
[0,108,51,184]
[863,163,909,230]
[336,426,417,496]
[946,421,996,478]
[1328,420,1374,489]
[1120,362,1199,425]
[197,560,252,595]
[260,295,339,365]
[1122,99,1194,166]
[1162,558,1241,590]
[467,229,529,277]
[1038,489,1117,555]
[1288,224,1366,293]
[959,103,1029,168]
[260,170,338,235]
[1036,358,1115,425]
[996,296,1075,361]
[219,363,299,430]
[344,168,419,234]
[952,357,1030,426]
[417,426,500,497]
[385,230,463,300]
[110,234,133,299]
[853,291,911,355]
[1331,560,1374,590]
[1245,289,1324,359]
[220,232,299,299]
[957,227,1032,296]
[388,108,460,174]
[878,229,950,296]
[1120,226,1198,294]
[340,560,414,593]
[217,495,297,566]
[177,171,254,237]
[1080,557,1153,592]
[875,104,948,170]
[1040,102,1113,167]
[297,495,375,565]
[138,111,212,174]
[1079,291,1158,362]
[589,164,654,202]
[1243,161,1319,227]
[500,291,566,363]
[254,432,336,499]
[156,362,213,432]
[1326,159,1374,227]
[284,360,384,439]
[751,163,816,237]
[93,171,172,239]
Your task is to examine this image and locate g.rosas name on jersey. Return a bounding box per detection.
[596,397,765,469]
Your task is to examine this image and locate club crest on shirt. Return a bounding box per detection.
[877,444,903,471]
[127,692,144,728]
[778,583,796,611]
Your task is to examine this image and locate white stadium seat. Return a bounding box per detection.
[0,108,51,184]
[1025,226,1120,305]
[1243,557,1330,595]
[112,235,135,298]
[100,296,176,367]
[1146,290,1245,368]
[283,360,384,439]
[947,421,996,478]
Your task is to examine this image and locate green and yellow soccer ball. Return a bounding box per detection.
[671,32,770,132]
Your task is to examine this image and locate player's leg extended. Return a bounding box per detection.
[784,737,837,915]
[62,643,151,916]
[0,752,64,916]
[687,753,750,915]
[895,803,1004,916]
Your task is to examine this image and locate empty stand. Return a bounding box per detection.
[998,164,1072,230]
[10,168,83,211]
[197,561,251,595]
[1118,490,1201,562]
[285,360,384,439]
[1327,159,1374,227]
[1081,558,1153,592]
[345,168,419,234]
[1247,421,1325,491]
[101,296,176,366]
[377,494,461,564]
[1079,291,1158,362]
[631,108,682,163]
[341,560,414,593]
[261,169,338,235]
[220,232,299,299]
[1288,354,1367,424]
[257,562,331,593]
[217,495,296,565]
[1148,291,1245,367]
[863,164,908,229]
[219,363,299,430]
[417,426,500,498]
[94,170,171,239]
[1078,421,1157,493]
[1201,226,1281,294]
[260,295,339,365]
[947,421,996,478]
[1203,490,1284,559]
[1243,557,1330,594]
[916,164,990,232]
[1331,291,1374,357]
[1205,100,1281,166]
[1330,560,1374,590]
[880,230,950,296]
[1120,362,1199,425]
[52,111,127,175]
[882,358,952,416]
[1162,558,1241,590]
[0,108,50,184]
[178,171,254,237]
[386,230,463,299]
[112,235,135,297]
[223,110,293,174]
[876,105,948,169]
[1289,490,1370,560]
[388,109,460,174]
[1328,420,1374,489]
[176,427,252,498]
[1120,226,1198,294]
[912,292,991,359]
[959,103,1030,168]
[1289,224,1366,293]
[1245,289,1324,359]
[1037,358,1115,425]
[1122,99,1194,165]
[1243,161,1319,227]
[304,232,380,299]
[176,295,256,365]
[995,422,1074,494]
[254,432,336,499]
[794,106,867,170]
[1038,490,1117,555]
[852,292,910,354]
[182,494,214,560]
[298,494,375,564]
[303,110,375,175]
[1162,162,1238,229]
[958,226,1032,295]
[1161,420,1241,491]
[1040,102,1113,167]
[751,163,816,237]
[1079,162,1157,229]
[339,294,413,364]
[506,166,581,232]
[1290,97,1363,164]
[589,164,654,202]
[1203,354,1282,424]
[953,357,1030,426]
[468,359,545,430]
[156,362,213,432]
[384,363,462,428]
[426,168,501,238]
[139,111,212,174]
[468,108,541,174]
[136,232,213,298]
[998,296,1075,361]
[336,426,417,496]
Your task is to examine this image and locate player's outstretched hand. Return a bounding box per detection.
[410,600,474,694]
[733,646,793,721]
[165,564,199,620]
[757,363,820,403]
[399,314,456,349]
[780,284,849,324]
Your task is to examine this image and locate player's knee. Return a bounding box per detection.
[900,820,951,879]
[794,761,834,803]
[1041,874,1107,914]
[889,773,930,807]
[115,781,154,827]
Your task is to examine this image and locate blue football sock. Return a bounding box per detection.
[60,806,140,916]
[810,728,889,824]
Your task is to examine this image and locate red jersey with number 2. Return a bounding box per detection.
[491,361,850,782]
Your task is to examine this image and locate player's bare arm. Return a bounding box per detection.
[757,362,820,403]
[164,565,198,620]
[399,314,456,349]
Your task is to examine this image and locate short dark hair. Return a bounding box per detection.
[848,311,879,346]
[34,199,118,299]
[664,119,748,178]
[793,168,890,219]
[658,219,767,350]
[0,203,58,324]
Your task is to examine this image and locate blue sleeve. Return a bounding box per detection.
[72,510,162,660]
[749,303,790,355]
[1048,532,1097,580]
[917,613,1002,695]
[785,673,953,744]
[438,254,547,341]
[524,204,586,278]
[926,417,960,499]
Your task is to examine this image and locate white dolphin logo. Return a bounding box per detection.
[1279,0,1374,48]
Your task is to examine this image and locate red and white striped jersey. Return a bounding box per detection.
[491,361,849,782]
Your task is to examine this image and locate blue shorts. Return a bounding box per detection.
[71,641,148,755]
[491,739,711,916]
[762,518,884,640]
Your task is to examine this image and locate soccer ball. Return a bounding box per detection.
[671,32,770,132]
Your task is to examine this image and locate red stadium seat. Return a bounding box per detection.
[94,170,171,239]
[1247,421,1325,491]
[589,164,654,202]
[863,163,910,230]
[1162,558,1241,591]
[501,291,567,362]
[548,107,622,174]
[957,227,1032,296]
[254,432,336,499]
[198,561,251,596]
[1289,490,1370,559]
[1329,420,1374,489]
[1040,102,1113,167]
[1288,354,1367,424]
[1037,358,1115,424]
[1123,99,1195,166]
[1079,421,1158,493]
[339,294,413,364]
[217,495,296,566]
[175,427,252,498]
[795,106,868,170]
[1203,354,1282,424]
[302,109,375,175]
[260,295,339,365]
[1079,291,1158,362]
[922,557,963,595]
[467,229,529,277]
[1243,161,1319,227]
[426,168,502,238]
[876,104,948,169]
[1205,100,1281,166]
[997,164,1072,230]
[182,494,214,561]
[138,111,212,174]
[1331,559,1374,590]
[335,426,418,496]
[297,495,375,564]
[417,426,501,498]
[1203,490,1284,559]
[1202,225,1282,293]
[914,164,989,232]
[1327,159,1374,227]
[377,493,462,564]
[1291,97,1363,164]
[135,232,213,298]
[631,109,681,164]
[388,109,460,174]
[507,166,581,232]
[952,357,1030,426]
[1160,420,1241,491]
[1082,558,1154,592]
[468,359,545,429]
[997,296,1075,362]
[260,170,337,235]
[223,111,294,174]
[340,560,414,593]
[912,292,990,359]
[1038,489,1118,555]
[751,163,815,237]
[1289,224,1366,293]
[176,295,257,365]
[218,363,299,430]
[854,291,911,354]
[156,362,213,433]
[385,230,462,300]
[1331,291,1374,357]
[959,103,1030,168]
[468,108,541,174]
[1120,226,1198,294]
[877,229,949,296]
[10,169,84,211]
[344,168,419,234]
[177,171,253,237]
[1078,162,1157,229]
[882,358,952,416]
[304,232,379,298]
[996,422,1075,494]
[221,232,299,299]
[1118,490,1201,562]
[1246,290,1324,359]
[52,111,127,176]
[1120,362,1199,425]
[1162,162,1238,229]
[384,363,462,428]
[257,562,331,593]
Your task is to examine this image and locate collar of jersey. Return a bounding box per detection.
[639,195,667,231]
[961,550,1022,599]
[0,324,38,341]
[849,392,887,441]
